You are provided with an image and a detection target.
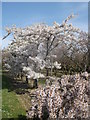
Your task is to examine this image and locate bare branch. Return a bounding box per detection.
[2,33,11,40]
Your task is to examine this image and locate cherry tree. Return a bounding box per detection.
[2,14,88,85]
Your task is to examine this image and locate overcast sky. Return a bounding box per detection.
[2,2,88,48]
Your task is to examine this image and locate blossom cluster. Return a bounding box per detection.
[27,72,89,119]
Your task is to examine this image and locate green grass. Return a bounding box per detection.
[1,74,26,119]
[38,79,46,85]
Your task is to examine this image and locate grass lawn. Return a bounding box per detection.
[1,74,26,119]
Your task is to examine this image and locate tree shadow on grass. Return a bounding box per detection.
[2,115,27,120]
[2,74,31,95]
[1,115,41,120]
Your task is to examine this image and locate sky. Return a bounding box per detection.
[2,2,88,48]
[1,0,90,2]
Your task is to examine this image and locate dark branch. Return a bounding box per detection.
[2,33,11,40]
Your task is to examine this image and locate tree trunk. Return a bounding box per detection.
[21,74,23,80]
[33,79,38,88]
[54,67,57,76]
[50,56,53,76]
[46,68,49,76]
[26,76,28,84]
[51,67,53,76]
